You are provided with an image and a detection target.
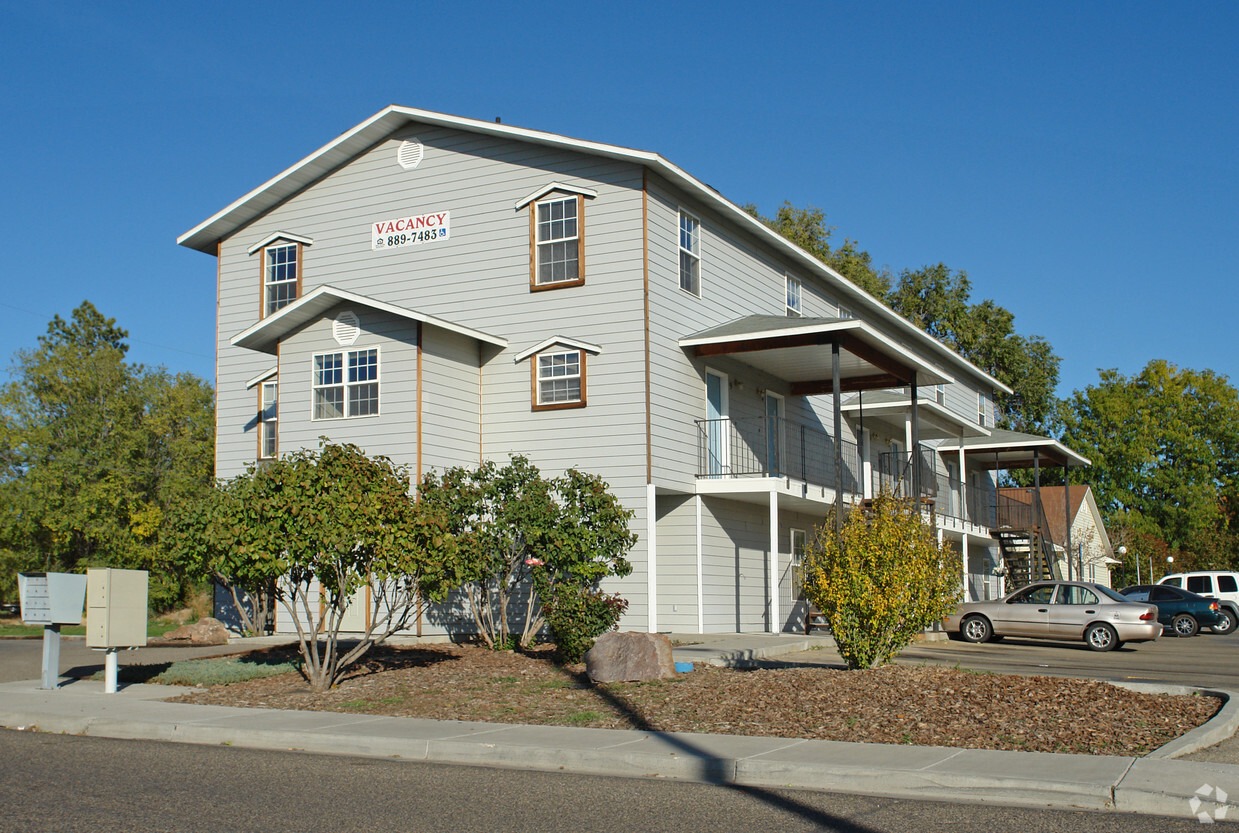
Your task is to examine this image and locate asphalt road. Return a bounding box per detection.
[3,730,1231,833]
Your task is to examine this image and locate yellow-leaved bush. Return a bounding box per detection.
[801,490,961,669]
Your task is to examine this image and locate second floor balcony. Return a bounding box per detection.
[695,416,863,498]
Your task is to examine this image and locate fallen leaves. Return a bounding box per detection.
[170,643,1219,757]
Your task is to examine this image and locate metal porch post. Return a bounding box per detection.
[910,378,920,501]
[1064,463,1073,582]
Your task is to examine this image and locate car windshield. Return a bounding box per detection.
[1096,585,1131,604]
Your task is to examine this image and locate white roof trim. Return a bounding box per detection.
[179,105,1009,393]
[246,231,314,256]
[514,336,603,363]
[936,436,1092,467]
[841,396,992,438]
[245,366,279,389]
[679,318,956,388]
[514,182,599,210]
[230,285,508,354]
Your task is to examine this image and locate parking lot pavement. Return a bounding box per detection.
[763,630,1239,763]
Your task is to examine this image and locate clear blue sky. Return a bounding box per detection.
[2,1,1235,401]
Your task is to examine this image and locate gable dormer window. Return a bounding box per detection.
[515,335,602,411]
[532,195,584,288]
[249,232,312,318]
[264,243,299,316]
[517,183,596,292]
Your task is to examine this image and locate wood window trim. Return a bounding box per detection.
[529,193,585,292]
[257,379,278,460]
[259,240,303,318]
[530,348,587,411]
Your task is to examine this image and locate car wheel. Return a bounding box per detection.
[1171,614,1199,637]
[961,615,993,644]
[1085,622,1119,652]
[1211,608,1238,635]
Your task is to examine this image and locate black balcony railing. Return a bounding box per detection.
[695,416,862,497]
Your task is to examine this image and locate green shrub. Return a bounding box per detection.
[801,490,960,669]
[538,578,627,663]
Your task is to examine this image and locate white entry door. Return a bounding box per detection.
[706,370,729,477]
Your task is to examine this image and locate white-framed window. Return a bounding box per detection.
[839,305,855,320]
[790,528,807,566]
[264,242,299,316]
[313,347,379,420]
[533,348,585,409]
[935,384,946,406]
[786,275,802,317]
[259,380,278,459]
[679,211,700,296]
[533,196,582,288]
[978,391,989,427]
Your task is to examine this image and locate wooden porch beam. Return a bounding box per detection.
[838,333,915,384]
[790,373,901,396]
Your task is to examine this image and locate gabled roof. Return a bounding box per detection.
[680,315,953,391]
[999,485,1111,554]
[513,336,603,363]
[231,285,508,354]
[937,428,1091,468]
[179,106,1013,394]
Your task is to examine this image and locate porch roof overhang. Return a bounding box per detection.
[230,285,508,354]
[679,316,952,395]
[936,428,1091,469]
[840,391,992,440]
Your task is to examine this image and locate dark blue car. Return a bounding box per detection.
[1119,585,1223,637]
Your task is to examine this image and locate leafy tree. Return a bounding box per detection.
[746,203,1062,433]
[195,441,462,691]
[887,266,1061,434]
[418,457,636,650]
[744,202,892,298]
[1058,360,1239,566]
[0,302,214,609]
[801,491,960,669]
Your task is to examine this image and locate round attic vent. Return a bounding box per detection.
[333,310,360,346]
[397,139,424,170]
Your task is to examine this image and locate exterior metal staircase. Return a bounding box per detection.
[995,488,1062,590]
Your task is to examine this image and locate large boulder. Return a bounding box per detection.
[163,617,229,646]
[584,631,676,683]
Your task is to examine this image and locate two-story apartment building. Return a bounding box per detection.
[179,106,1089,636]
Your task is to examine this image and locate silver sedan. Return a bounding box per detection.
[943,581,1161,652]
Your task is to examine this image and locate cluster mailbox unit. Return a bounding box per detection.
[86,568,149,693]
[17,572,88,690]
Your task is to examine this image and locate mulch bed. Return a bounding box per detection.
[168,643,1219,757]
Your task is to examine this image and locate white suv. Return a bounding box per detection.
[1158,572,1239,635]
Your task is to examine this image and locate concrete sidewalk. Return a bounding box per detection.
[1,634,1237,821]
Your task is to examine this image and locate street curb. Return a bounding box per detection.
[4,678,1239,819]
[1115,684,1239,760]
[0,704,1126,812]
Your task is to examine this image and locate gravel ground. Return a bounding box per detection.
[168,643,1219,757]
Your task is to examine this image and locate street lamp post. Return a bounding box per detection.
[1119,546,1136,584]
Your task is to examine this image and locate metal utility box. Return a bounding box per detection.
[18,572,87,626]
[86,568,148,648]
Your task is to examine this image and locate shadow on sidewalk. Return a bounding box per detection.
[552,661,882,833]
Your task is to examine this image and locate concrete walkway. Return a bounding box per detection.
[2,634,1238,821]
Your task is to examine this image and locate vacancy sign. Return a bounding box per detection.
[371,211,450,251]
